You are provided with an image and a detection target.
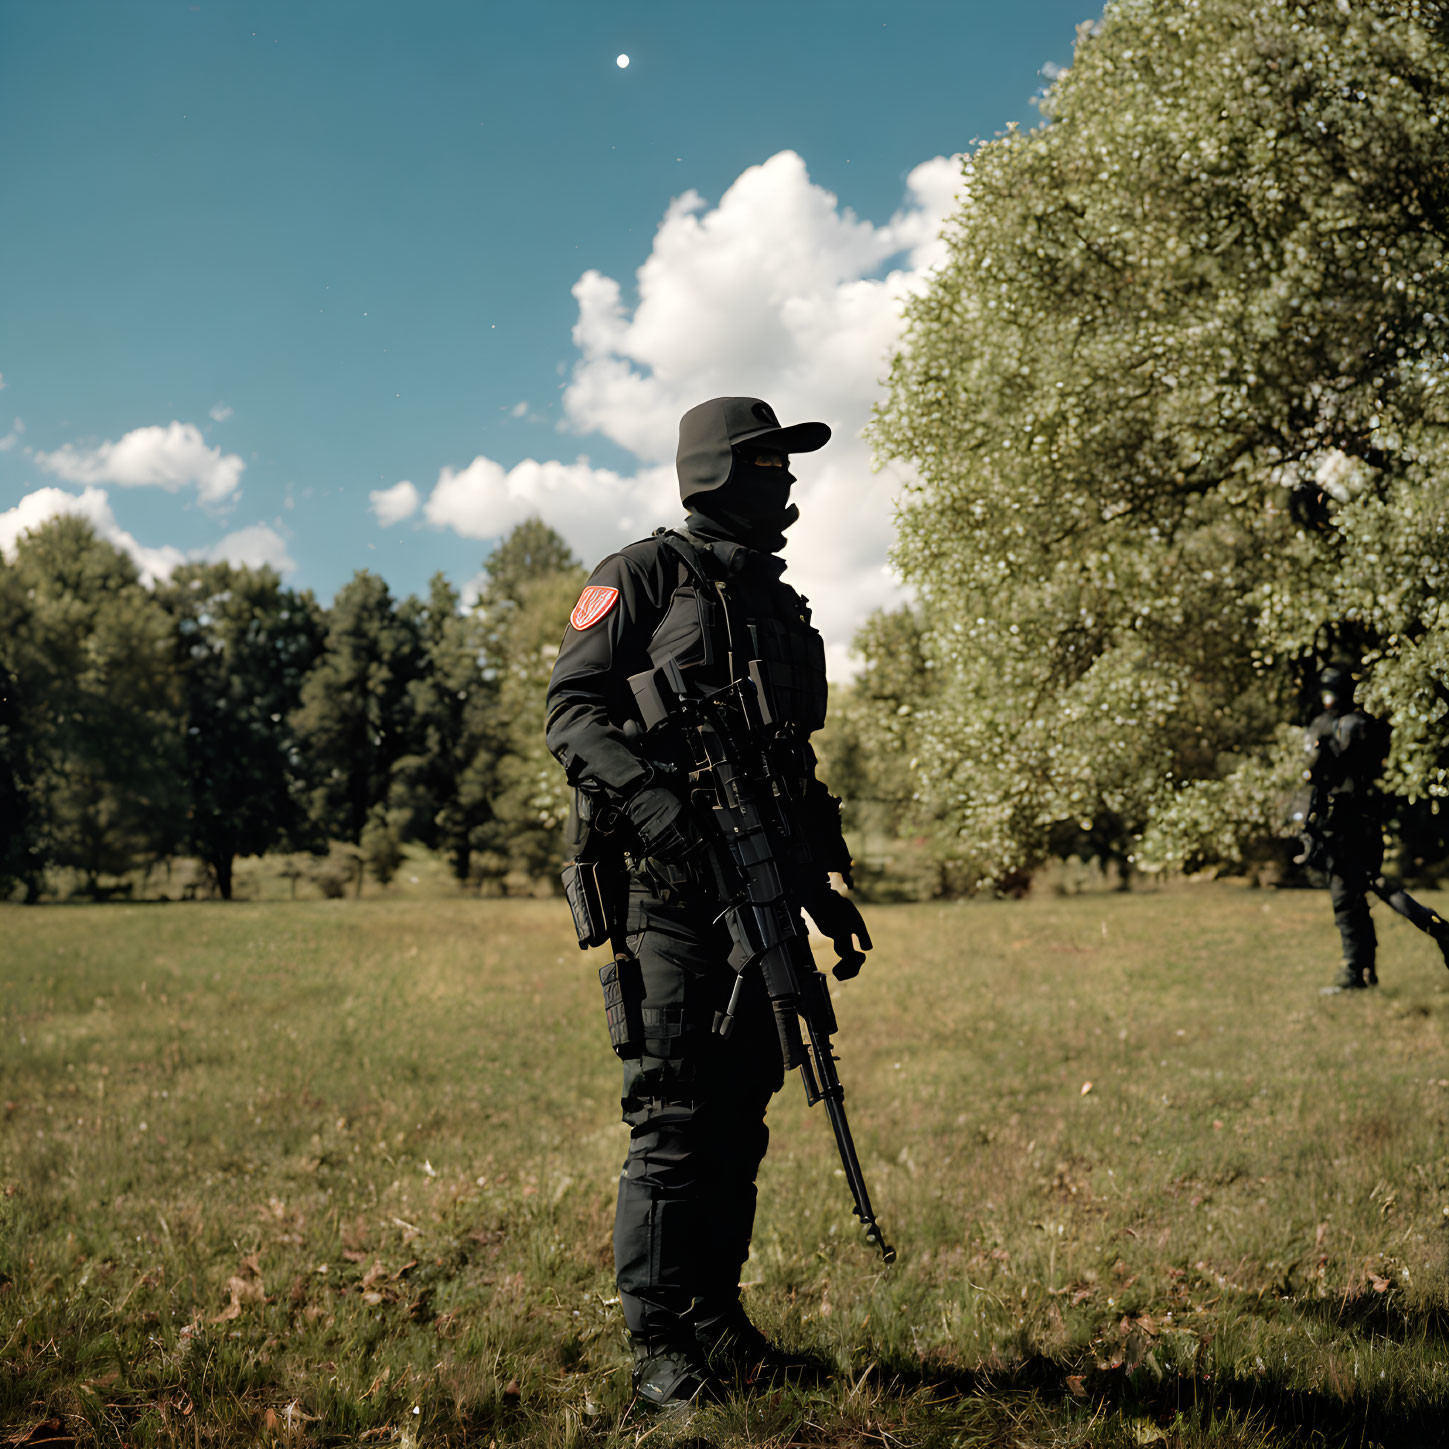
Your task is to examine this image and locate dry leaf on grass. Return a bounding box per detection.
[211,1253,266,1323]
[361,1366,392,1401]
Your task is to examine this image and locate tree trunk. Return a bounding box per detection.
[212,853,234,901]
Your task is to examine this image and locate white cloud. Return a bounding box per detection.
[0,486,186,585]
[509,401,529,419]
[370,479,420,526]
[0,417,24,452]
[560,152,958,464]
[206,522,296,574]
[420,148,961,673]
[209,402,234,423]
[424,454,677,548]
[35,420,245,507]
[0,487,296,584]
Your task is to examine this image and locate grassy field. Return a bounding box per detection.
[3,884,1449,1448]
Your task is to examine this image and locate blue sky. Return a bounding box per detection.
[0,0,1094,646]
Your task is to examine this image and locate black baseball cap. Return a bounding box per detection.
[676,396,831,504]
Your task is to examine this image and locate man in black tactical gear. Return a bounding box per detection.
[544,396,871,1410]
[1298,666,1449,991]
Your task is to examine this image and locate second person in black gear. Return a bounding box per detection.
[544,396,872,1410]
[1298,665,1449,991]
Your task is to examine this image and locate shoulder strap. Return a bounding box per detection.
[653,528,718,588]
[653,529,743,677]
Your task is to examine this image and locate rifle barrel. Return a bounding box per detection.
[803,1012,895,1263]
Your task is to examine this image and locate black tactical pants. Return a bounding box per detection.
[1327,823,1449,974]
[1328,830,1381,974]
[614,877,785,1348]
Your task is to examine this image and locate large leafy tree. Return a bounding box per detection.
[871,0,1449,880]
[291,571,425,845]
[0,518,185,894]
[157,562,326,899]
[815,608,935,836]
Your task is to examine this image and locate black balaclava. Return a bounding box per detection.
[675,396,830,555]
[688,448,799,553]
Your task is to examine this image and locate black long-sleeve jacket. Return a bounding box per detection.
[544,525,852,878]
[1304,707,1389,822]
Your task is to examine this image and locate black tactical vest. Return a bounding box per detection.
[646,531,828,735]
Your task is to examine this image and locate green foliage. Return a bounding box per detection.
[816,606,963,895]
[0,513,607,897]
[0,518,184,893]
[157,561,326,899]
[389,573,499,884]
[360,805,405,888]
[474,516,579,605]
[0,655,41,898]
[472,523,586,888]
[290,571,425,845]
[307,841,360,899]
[823,606,934,827]
[871,0,1449,882]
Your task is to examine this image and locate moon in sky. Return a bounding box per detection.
[616,54,630,69]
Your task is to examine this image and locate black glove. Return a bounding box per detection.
[802,886,872,980]
[624,783,703,864]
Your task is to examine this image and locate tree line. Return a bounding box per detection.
[0,515,584,902]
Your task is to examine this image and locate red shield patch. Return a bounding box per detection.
[569,585,620,631]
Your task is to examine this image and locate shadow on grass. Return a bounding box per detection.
[6,1420,77,1448]
[1296,1289,1449,1341]
[876,1351,1447,1448]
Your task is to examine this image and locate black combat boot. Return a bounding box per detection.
[630,1336,722,1412]
[693,1302,819,1387]
[1327,962,1368,992]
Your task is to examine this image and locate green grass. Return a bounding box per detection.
[3,884,1449,1447]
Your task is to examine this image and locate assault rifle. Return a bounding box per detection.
[626,651,895,1264]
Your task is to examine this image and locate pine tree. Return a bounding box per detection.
[389,573,499,883]
[158,561,326,899]
[291,571,425,846]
